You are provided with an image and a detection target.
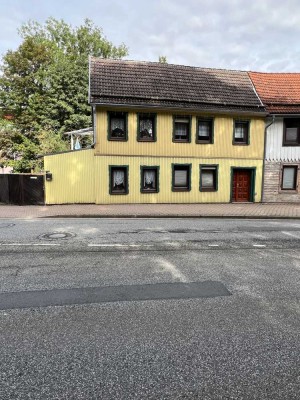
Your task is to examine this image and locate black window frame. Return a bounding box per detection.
[172,164,191,192]
[233,120,250,145]
[196,117,214,144]
[137,113,156,142]
[283,118,300,146]
[199,165,218,192]
[281,165,298,191]
[140,166,159,193]
[173,116,191,143]
[109,165,129,195]
[108,112,128,141]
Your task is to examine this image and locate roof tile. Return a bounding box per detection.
[90,58,264,114]
[249,72,300,113]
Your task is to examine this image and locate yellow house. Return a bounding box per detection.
[44,58,266,204]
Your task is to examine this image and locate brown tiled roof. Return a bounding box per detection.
[90,58,265,114]
[249,72,300,114]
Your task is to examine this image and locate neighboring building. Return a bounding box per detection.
[44,58,266,204]
[249,73,300,203]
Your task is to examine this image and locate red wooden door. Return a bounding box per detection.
[232,170,251,202]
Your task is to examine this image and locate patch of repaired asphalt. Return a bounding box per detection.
[0,281,231,310]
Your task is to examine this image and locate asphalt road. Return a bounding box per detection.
[0,218,299,399]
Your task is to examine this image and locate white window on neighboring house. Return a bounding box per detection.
[283,119,300,145]
[281,166,298,190]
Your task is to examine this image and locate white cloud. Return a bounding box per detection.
[1,0,300,71]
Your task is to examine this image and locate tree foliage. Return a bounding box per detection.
[0,18,128,171]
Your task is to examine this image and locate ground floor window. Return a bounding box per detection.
[141,167,159,193]
[200,165,218,191]
[281,165,298,190]
[172,164,191,191]
[109,166,129,194]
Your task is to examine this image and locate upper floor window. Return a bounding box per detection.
[233,120,249,145]
[138,114,156,141]
[173,116,191,142]
[108,112,127,141]
[283,119,300,146]
[197,118,214,144]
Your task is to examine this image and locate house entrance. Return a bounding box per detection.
[232,168,255,202]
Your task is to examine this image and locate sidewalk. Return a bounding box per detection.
[0,203,299,219]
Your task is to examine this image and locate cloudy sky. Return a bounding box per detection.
[1,0,300,72]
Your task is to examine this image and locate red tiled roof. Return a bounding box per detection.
[249,72,300,113]
[90,58,265,114]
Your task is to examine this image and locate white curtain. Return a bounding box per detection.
[113,170,125,186]
[202,171,214,187]
[144,170,155,187]
[198,121,210,137]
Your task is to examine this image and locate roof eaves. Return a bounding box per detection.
[90,100,267,117]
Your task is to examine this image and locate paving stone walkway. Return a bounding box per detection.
[0,203,299,219]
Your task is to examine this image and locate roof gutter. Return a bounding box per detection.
[261,115,275,202]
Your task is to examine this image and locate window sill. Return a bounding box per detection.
[172,187,190,192]
[137,138,155,142]
[279,189,298,193]
[196,140,212,144]
[108,137,127,142]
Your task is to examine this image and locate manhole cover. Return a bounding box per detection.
[39,232,76,240]
[0,223,15,229]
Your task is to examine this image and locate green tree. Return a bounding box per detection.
[158,55,167,63]
[0,18,128,171]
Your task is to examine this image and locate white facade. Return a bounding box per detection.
[265,117,300,161]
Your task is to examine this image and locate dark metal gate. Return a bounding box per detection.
[0,174,45,205]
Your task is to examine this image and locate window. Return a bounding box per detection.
[200,165,218,191]
[281,166,298,190]
[173,116,191,142]
[138,114,156,141]
[141,167,159,193]
[197,118,213,143]
[283,119,300,146]
[109,166,128,194]
[108,112,127,141]
[233,120,249,144]
[172,164,191,191]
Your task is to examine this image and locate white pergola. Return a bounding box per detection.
[64,127,93,150]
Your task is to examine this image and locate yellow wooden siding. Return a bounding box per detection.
[44,150,95,204]
[95,109,265,160]
[95,156,262,204]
